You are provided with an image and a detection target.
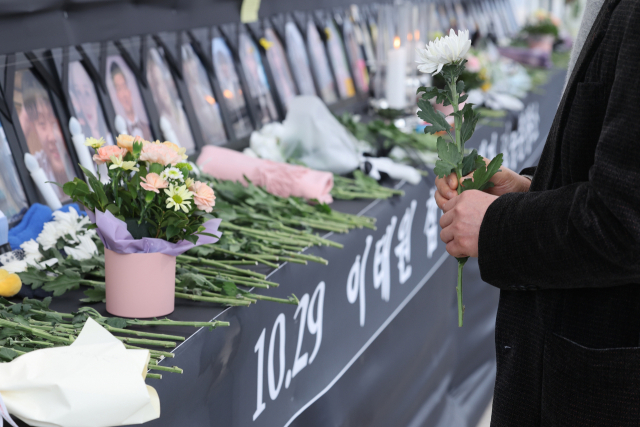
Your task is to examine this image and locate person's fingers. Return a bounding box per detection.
[439,208,454,229]
[440,225,455,244]
[435,191,448,210]
[436,176,456,200]
[446,240,467,258]
[447,173,459,190]
[442,193,461,213]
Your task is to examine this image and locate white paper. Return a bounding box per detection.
[0,318,160,427]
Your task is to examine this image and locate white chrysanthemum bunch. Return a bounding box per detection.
[416,29,471,75]
[1,207,99,274]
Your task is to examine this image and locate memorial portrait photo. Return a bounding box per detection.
[68,61,113,144]
[212,37,253,138]
[238,32,278,125]
[0,125,28,219]
[325,21,355,99]
[263,27,297,110]
[342,20,369,93]
[146,47,196,152]
[306,21,338,104]
[105,55,153,141]
[181,44,227,145]
[14,69,74,202]
[284,22,317,97]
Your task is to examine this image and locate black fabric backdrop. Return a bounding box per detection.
[0,0,387,55]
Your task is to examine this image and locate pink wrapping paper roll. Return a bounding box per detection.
[196,146,334,204]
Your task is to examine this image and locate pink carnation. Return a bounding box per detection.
[138,143,182,166]
[140,173,168,193]
[93,145,128,165]
[189,181,216,213]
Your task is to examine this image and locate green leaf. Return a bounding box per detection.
[461,150,479,177]
[456,80,465,95]
[166,224,180,240]
[145,191,155,204]
[103,317,128,328]
[149,163,164,175]
[42,270,82,297]
[80,288,106,304]
[459,103,480,145]
[63,181,77,198]
[221,282,239,297]
[78,164,99,183]
[18,267,53,289]
[88,176,108,209]
[417,99,450,134]
[433,137,463,178]
[461,154,503,192]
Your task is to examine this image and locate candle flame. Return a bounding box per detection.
[393,36,401,49]
[223,89,234,99]
[407,33,413,41]
[414,30,420,40]
[205,95,216,105]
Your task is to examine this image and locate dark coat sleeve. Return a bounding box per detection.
[478,9,640,290]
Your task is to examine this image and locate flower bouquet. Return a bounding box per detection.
[521,9,560,53]
[416,30,503,326]
[60,135,221,317]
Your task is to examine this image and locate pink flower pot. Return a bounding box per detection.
[527,35,554,53]
[104,249,176,318]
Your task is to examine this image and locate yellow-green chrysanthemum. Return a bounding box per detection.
[84,137,106,149]
[109,155,139,172]
[164,184,193,213]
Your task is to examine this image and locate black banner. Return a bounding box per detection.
[141,70,565,427]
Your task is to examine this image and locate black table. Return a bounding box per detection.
[23,69,566,427]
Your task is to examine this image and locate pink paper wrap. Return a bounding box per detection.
[88,209,221,255]
[196,146,334,203]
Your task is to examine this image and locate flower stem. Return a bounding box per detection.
[148,364,183,374]
[456,257,468,327]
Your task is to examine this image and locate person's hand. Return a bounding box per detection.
[434,158,531,209]
[439,190,497,258]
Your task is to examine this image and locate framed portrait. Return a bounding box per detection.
[284,22,316,97]
[305,21,338,104]
[105,55,153,141]
[181,43,227,146]
[263,27,297,111]
[0,125,28,219]
[211,36,253,138]
[324,20,355,99]
[68,61,113,145]
[342,19,369,94]
[146,47,196,153]
[14,69,75,202]
[237,32,278,125]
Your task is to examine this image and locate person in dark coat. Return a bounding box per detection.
[434,0,640,425]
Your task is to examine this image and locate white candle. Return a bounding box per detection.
[24,153,62,210]
[69,117,97,178]
[385,36,407,110]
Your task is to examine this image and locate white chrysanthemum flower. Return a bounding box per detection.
[64,234,98,261]
[20,239,42,263]
[52,207,92,241]
[37,222,61,250]
[416,29,471,75]
[160,167,184,182]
